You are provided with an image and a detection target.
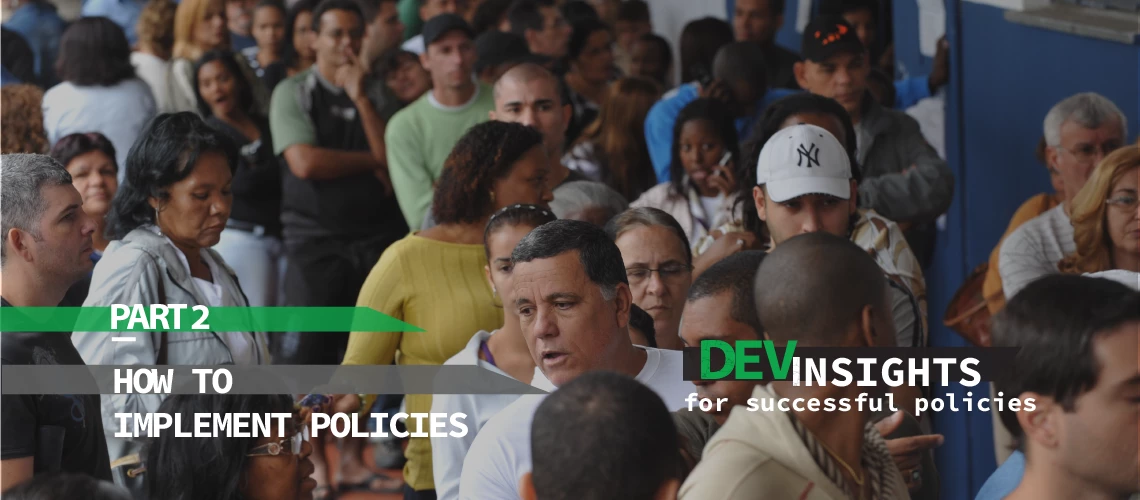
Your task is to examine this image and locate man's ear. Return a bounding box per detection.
[519,472,537,500]
[1017,392,1061,451]
[5,228,33,264]
[614,282,633,329]
[561,103,572,131]
[752,185,768,221]
[1045,145,1060,172]
[419,51,430,70]
[858,303,879,347]
[524,29,540,52]
[489,109,499,121]
[655,478,680,500]
[793,61,807,89]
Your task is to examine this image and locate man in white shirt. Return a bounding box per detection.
[401,0,466,54]
[458,220,695,500]
[1000,93,1127,298]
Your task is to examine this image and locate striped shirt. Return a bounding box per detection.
[998,205,1076,299]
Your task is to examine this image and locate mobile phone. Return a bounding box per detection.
[718,151,733,168]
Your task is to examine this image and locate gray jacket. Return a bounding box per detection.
[72,227,269,471]
[856,96,955,223]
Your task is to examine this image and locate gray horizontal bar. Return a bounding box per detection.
[1,365,548,396]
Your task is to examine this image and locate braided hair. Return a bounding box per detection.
[483,203,558,261]
[432,121,545,225]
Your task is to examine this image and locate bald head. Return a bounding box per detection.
[491,62,572,155]
[754,232,889,346]
[493,63,568,106]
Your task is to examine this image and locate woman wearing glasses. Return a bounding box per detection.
[145,394,315,500]
[1059,145,1140,275]
[604,207,694,351]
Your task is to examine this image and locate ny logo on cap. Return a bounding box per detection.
[796,143,820,168]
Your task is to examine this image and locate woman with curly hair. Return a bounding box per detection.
[0,84,48,153]
[1059,145,1140,274]
[339,120,553,499]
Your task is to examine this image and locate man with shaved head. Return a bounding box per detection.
[490,63,587,188]
[680,232,909,500]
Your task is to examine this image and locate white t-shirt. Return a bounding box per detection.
[42,78,157,174]
[130,52,177,115]
[402,34,425,55]
[1086,270,1140,290]
[431,330,523,500]
[457,347,695,500]
[999,204,1076,299]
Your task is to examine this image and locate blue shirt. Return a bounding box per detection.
[230,32,257,52]
[81,0,147,45]
[644,83,796,184]
[895,75,932,110]
[3,2,66,86]
[975,450,1024,500]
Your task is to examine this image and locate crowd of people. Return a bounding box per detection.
[1,0,1137,499]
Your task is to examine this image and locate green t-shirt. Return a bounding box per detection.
[398,0,423,41]
[384,83,495,229]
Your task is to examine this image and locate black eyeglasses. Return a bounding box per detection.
[625,263,693,285]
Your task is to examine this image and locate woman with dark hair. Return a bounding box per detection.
[631,98,740,248]
[241,0,287,88]
[73,113,271,491]
[340,121,554,498]
[145,394,315,500]
[379,49,431,106]
[269,0,317,90]
[195,50,284,307]
[42,17,157,171]
[430,203,557,500]
[678,17,732,84]
[49,132,120,259]
[563,76,660,200]
[563,18,614,144]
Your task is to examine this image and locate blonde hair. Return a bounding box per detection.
[1059,144,1140,274]
[1,85,48,154]
[138,0,178,57]
[172,0,227,60]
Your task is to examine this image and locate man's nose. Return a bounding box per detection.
[800,209,823,234]
[518,108,537,127]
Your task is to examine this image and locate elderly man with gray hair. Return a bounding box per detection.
[548,180,629,227]
[999,92,1128,299]
[0,154,111,491]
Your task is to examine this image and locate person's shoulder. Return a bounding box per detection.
[442,330,491,367]
[1010,193,1060,225]
[771,43,802,62]
[631,181,675,206]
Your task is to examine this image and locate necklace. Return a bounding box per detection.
[816,438,866,499]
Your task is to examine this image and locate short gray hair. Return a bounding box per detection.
[603,207,693,266]
[550,181,629,224]
[1043,92,1127,147]
[1,154,73,264]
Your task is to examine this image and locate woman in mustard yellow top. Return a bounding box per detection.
[343,121,554,498]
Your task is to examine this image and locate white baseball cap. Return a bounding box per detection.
[755,124,852,203]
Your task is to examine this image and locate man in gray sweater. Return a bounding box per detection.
[794,17,955,266]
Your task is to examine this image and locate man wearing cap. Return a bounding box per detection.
[386,13,493,229]
[401,0,467,55]
[795,17,953,266]
[753,124,925,351]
